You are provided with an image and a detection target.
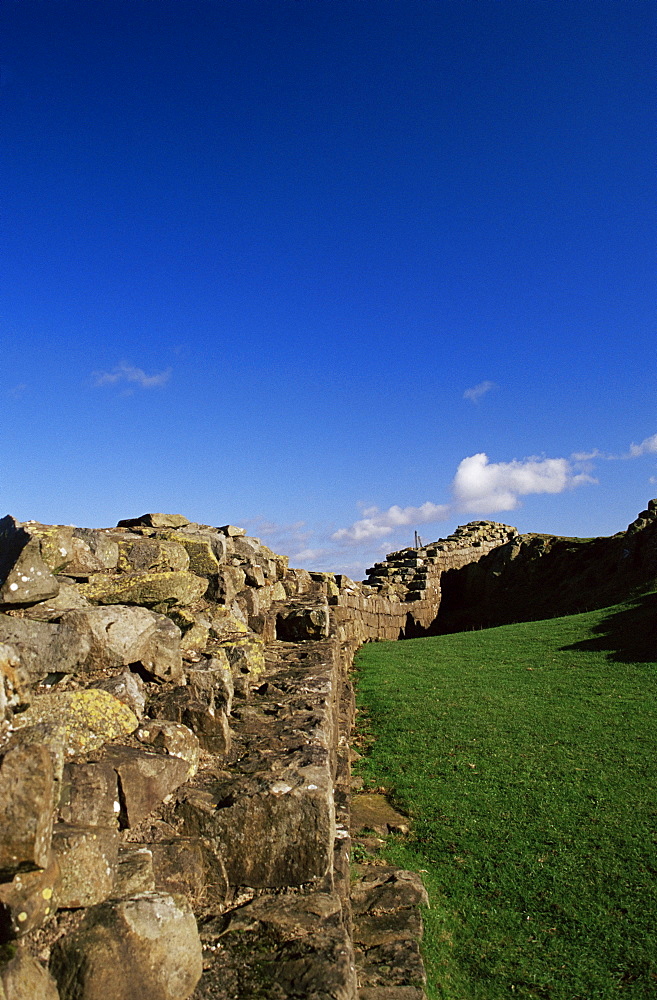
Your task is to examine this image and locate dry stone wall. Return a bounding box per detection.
[2,504,654,999]
[0,511,449,1000]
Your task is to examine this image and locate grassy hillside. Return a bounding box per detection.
[354,592,657,999]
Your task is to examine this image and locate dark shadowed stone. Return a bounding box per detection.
[276,604,330,641]
[0,855,60,940]
[177,764,334,888]
[51,823,119,908]
[197,892,356,1000]
[117,514,190,529]
[50,891,202,1000]
[102,746,191,829]
[112,846,155,897]
[0,950,60,1000]
[0,745,55,878]
[150,838,229,912]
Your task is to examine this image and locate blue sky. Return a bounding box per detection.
[1,0,655,578]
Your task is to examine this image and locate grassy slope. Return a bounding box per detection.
[354,592,657,1000]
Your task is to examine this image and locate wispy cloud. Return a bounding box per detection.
[332,501,450,543]
[463,380,497,404]
[628,433,657,458]
[452,452,594,514]
[92,362,172,389]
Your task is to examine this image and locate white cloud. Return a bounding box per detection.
[628,433,657,458]
[92,362,172,389]
[463,380,497,403]
[452,452,593,514]
[332,501,450,544]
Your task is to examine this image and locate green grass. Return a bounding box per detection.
[354,591,657,999]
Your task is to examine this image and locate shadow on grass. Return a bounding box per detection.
[562,590,657,663]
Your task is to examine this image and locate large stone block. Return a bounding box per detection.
[0,518,59,606]
[50,892,202,1000]
[0,950,60,1000]
[78,571,207,607]
[58,606,183,683]
[10,690,138,758]
[58,760,120,828]
[116,537,189,574]
[51,823,119,908]
[101,746,191,829]
[0,744,55,878]
[177,763,334,887]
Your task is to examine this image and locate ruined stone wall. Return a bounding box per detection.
[2,504,652,999]
[0,512,433,1000]
[435,501,657,632]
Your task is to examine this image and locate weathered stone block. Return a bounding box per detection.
[135,719,200,778]
[0,949,60,1000]
[11,690,138,758]
[58,760,120,828]
[78,571,207,608]
[92,670,146,718]
[177,765,334,887]
[51,823,119,908]
[0,745,55,878]
[112,846,155,897]
[276,604,330,641]
[102,746,191,829]
[50,892,202,1000]
[58,606,183,683]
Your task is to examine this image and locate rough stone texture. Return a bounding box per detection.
[50,892,202,1000]
[10,690,138,758]
[0,949,60,1000]
[276,603,331,641]
[57,606,183,682]
[112,846,155,897]
[194,893,356,1000]
[0,855,60,940]
[92,670,146,718]
[135,717,200,769]
[0,745,55,878]
[51,823,119,908]
[101,745,192,830]
[58,760,120,828]
[78,571,208,608]
[0,518,60,606]
[0,644,31,722]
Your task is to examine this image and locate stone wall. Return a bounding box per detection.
[0,512,434,1000]
[435,501,657,632]
[2,503,655,999]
